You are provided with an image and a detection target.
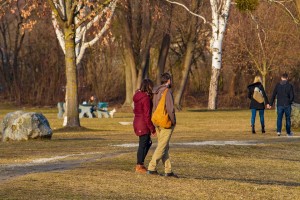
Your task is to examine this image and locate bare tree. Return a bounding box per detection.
[0,0,38,104]
[47,0,118,127]
[165,0,231,110]
[118,0,163,106]
[173,1,202,109]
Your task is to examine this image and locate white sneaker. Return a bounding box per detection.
[287,132,293,137]
[277,132,281,136]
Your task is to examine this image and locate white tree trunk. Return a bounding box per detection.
[208,0,231,110]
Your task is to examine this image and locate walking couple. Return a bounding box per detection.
[247,73,294,136]
[133,73,177,177]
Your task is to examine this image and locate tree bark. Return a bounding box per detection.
[174,40,195,109]
[208,67,220,109]
[123,48,134,106]
[295,0,300,18]
[64,26,80,127]
[156,33,170,85]
[228,66,240,97]
[136,47,150,88]
[208,0,231,110]
[261,61,267,89]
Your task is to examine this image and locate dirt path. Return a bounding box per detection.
[113,137,300,147]
[0,137,299,182]
[0,151,132,182]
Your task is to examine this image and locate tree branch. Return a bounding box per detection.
[66,1,80,27]
[165,0,207,24]
[51,14,65,54]
[268,0,299,24]
[47,0,65,23]
[76,0,118,64]
[249,13,267,62]
[75,0,114,29]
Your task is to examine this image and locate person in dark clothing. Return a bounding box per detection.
[269,73,294,136]
[247,76,270,134]
[88,95,97,117]
[133,79,156,173]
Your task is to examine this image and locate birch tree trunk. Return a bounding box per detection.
[208,0,231,110]
[208,67,220,109]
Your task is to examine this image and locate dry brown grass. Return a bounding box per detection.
[0,106,299,199]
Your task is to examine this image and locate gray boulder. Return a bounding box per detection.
[291,103,300,128]
[1,111,52,141]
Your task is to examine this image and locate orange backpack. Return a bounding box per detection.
[151,89,172,128]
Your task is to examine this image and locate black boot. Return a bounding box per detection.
[251,125,256,134]
[262,126,265,133]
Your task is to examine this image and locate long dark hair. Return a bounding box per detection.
[139,79,154,97]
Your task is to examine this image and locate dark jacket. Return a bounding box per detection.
[152,84,176,125]
[270,80,294,107]
[133,90,156,136]
[247,82,269,110]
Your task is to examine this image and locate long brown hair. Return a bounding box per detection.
[139,79,154,97]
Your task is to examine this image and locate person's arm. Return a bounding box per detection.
[247,87,252,99]
[260,85,269,105]
[289,84,294,105]
[165,90,176,125]
[143,97,156,133]
[269,84,278,106]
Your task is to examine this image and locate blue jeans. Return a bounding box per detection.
[277,105,291,134]
[251,109,265,127]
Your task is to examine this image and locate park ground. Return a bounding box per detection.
[0,104,299,200]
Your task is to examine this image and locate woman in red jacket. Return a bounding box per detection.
[133,79,156,173]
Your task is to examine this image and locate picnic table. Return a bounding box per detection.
[57,102,110,118]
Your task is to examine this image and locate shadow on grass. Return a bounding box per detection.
[183,176,300,187]
[0,150,132,182]
[187,109,245,112]
[55,138,105,141]
[53,126,112,133]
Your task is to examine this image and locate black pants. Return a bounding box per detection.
[137,134,152,165]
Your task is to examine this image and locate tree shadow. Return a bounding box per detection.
[55,138,105,141]
[187,109,244,112]
[180,175,300,187]
[53,126,112,133]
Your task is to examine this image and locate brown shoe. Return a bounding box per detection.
[135,164,147,173]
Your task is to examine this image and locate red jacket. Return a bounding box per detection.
[133,90,155,136]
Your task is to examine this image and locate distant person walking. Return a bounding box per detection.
[133,79,156,173]
[269,73,294,136]
[147,72,177,177]
[247,76,270,134]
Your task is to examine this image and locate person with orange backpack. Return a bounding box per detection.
[147,72,178,178]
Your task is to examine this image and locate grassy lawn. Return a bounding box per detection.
[0,106,299,199]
